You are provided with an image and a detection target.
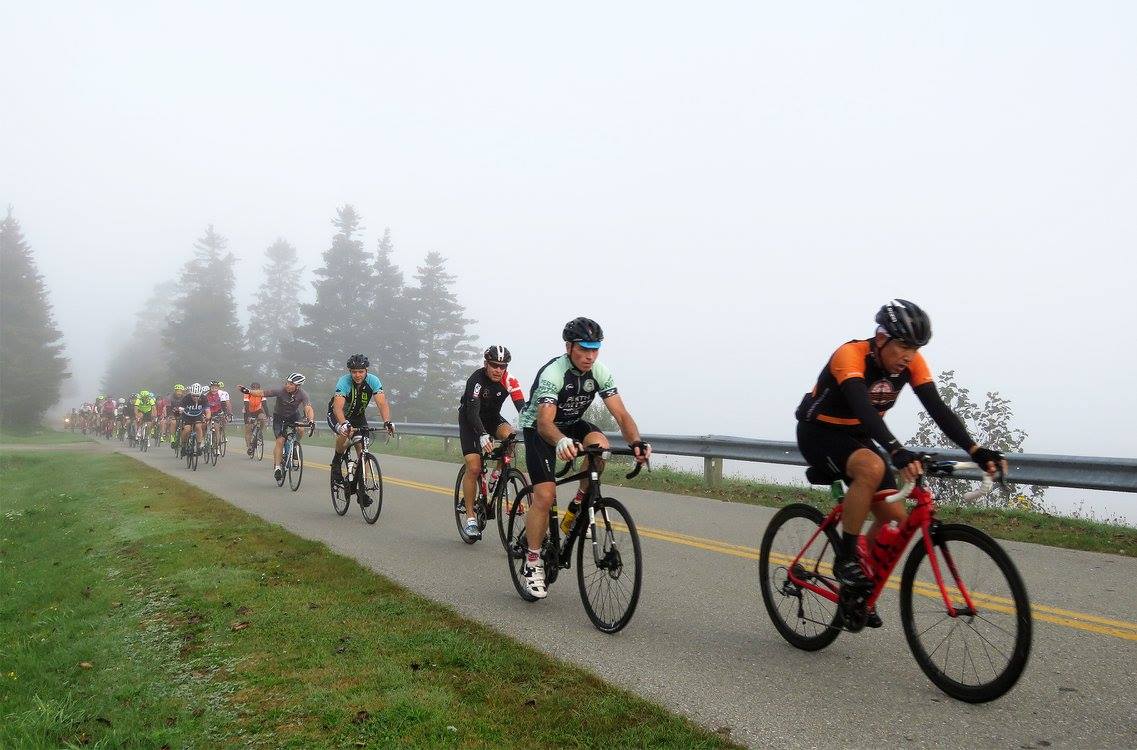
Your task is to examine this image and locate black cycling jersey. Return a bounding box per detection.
[458,367,525,436]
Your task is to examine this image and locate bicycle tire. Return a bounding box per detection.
[140,426,148,452]
[506,486,546,602]
[758,503,843,651]
[359,453,383,524]
[576,497,643,633]
[289,442,304,491]
[454,465,475,543]
[255,429,264,461]
[219,427,227,458]
[276,439,288,486]
[331,464,350,516]
[899,523,1032,703]
[190,436,199,472]
[495,469,529,552]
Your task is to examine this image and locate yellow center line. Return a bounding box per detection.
[306,462,1137,641]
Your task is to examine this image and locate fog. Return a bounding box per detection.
[3,3,1134,520]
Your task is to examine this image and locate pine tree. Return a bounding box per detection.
[402,251,478,422]
[368,227,414,407]
[102,280,177,396]
[286,205,374,392]
[0,208,71,430]
[246,238,304,382]
[161,225,244,386]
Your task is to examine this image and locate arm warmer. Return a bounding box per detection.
[462,396,487,435]
[838,378,903,453]
[512,396,525,414]
[914,382,975,451]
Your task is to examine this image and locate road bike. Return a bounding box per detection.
[330,426,387,524]
[506,444,647,633]
[453,433,529,548]
[183,430,200,471]
[248,417,265,461]
[277,421,314,491]
[758,456,1032,703]
[137,419,152,452]
[213,415,229,459]
[202,419,219,467]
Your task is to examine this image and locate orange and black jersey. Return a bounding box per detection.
[796,339,973,454]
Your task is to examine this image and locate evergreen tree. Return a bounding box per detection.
[0,209,71,430]
[246,238,303,382]
[286,205,374,392]
[402,251,478,422]
[102,280,177,396]
[368,227,414,407]
[161,225,244,385]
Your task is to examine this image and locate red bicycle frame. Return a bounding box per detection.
[786,485,980,618]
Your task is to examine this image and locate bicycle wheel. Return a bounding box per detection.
[219,425,227,457]
[190,437,199,471]
[758,503,843,651]
[495,469,529,552]
[331,464,349,516]
[359,453,383,525]
[254,427,264,461]
[289,442,304,491]
[899,523,1032,703]
[576,497,643,633]
[454,465,482,544]
[506,487,547,602]
[140,426,149,452]
[185,436,193,469]
[209,434,219,466]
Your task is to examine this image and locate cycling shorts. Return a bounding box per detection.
[460,416,509,456]
[272,414,305,439]
[326,410,367,433]
[181,413,204,425]
[243,409,265,424]
[139,411,155,423]
[795,421,897,493]
[523,420,601,485]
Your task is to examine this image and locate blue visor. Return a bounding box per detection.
[578,341,602,349]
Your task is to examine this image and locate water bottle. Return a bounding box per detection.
[871,521,903,576]
[345,458,356,484]
[488,468,501,494]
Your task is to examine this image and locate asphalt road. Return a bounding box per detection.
[105,438,1137,749]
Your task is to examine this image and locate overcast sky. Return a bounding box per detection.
[3,3,1134,512]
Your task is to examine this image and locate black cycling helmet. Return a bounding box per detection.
[875,299,932,347]
[346,354,370,370]
[562,317,604,348]
[483,345,511,364]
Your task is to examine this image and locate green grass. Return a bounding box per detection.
[0,448,737,749]
[0,427,93,445]
[362,435,1137,558]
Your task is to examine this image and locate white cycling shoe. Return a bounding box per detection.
[464,518,481,539]
[521,560,548,599]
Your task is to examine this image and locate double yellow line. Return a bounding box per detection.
[308,462,1137,642]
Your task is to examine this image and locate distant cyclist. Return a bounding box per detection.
[133,390,157,441]
[457,345,526,539]
[517,318,651,599]
[243,381,267,455]
[176,383,211,455]
[164,384,186,446]
[795,299,1009,620]
[327,355,395,505]
[239,373,315,482]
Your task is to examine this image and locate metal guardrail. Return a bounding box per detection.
[392,423,1137,493]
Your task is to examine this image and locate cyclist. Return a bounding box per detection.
[206,380,232,450]
[134,390,158,443]
[177,383,211,455]
[795,299,1009,624]
[457,345,526,539]
[327,355,395,506]
[119,397,136,439]
[100,397,117,435]
[164,384,187,446]
[239,373,315,482]
[517,317,651,599]
[243,381,267,455]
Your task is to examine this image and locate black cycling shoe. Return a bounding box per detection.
[866,606,883,629]
[356,492,372,508]
[834,554,874,591]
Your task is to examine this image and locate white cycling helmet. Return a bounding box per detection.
[117,397,125,404]
[286,372,306,385]
[189,383,205,396]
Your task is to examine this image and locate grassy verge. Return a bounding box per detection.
[0,448,736,749]
[361,435,1137,558]
[0,427,92,445]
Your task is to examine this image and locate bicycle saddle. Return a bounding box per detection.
[805,466,841,486]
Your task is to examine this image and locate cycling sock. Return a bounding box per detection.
[572,489,586,503]
[526,548,541,564]
[841,532,860,558]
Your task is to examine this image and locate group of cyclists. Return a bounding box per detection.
[70,303,1008,615]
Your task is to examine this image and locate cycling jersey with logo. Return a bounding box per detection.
[459,367,525,434]
[328,373,383,418]
[518,355,617,429]
[263,386,310,419]
[244,393,265,413]
[206,390,231,414]
[795,339,933,427]
[179,395,209,418]
[134,394,156,414]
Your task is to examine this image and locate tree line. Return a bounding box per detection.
[101,204,479,423]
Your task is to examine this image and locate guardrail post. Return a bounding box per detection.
[444,436,452,454]
[704,457,723,487]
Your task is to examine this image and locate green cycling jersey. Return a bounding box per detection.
[518,354,617,429]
